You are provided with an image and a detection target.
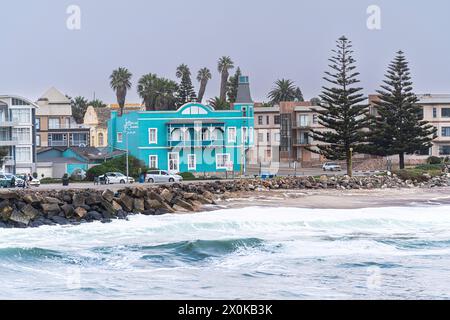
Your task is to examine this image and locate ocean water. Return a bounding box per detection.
[1,205,450,299]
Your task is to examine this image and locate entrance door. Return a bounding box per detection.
[168,152,179,173]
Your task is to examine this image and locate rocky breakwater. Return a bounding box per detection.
[0,185,217,229]
[0,174,448,228]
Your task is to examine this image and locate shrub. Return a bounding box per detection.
[415,164,443,171]
[32,172,38,179]
[180,172,196,180]
[86,155,148,181]
[427,156,443,165]
[40,178,62,184]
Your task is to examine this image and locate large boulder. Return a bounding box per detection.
[72,193,86,207]
[41,203,61,217]
[160,189,174,203]
[61,204,75,218]
[74,207,87,219]
[102,189,115,203]
[0,190,19,200]
[0,201,13,221]
[23,193,43,204]
[21,204,39,220]
[118,193,134,212]
[133,198,145,213]
[9,210,31,226]
[175,199,195,212]
[44,197,63,205]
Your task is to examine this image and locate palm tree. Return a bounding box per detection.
[197,68,212,103]
[217,56,234,101]
[71,96,88,124]
[267,79,297,104]
[137,73,158,111]
[110,67,132,116]
[88,99,107,109]
[176,64,190,78]
[208,97,230,110]
[138,73,179,111]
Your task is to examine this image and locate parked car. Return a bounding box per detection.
[99,172,135,184]
[146,170,183,183]
[322,162,342,172]
[16,175,41,187]
[0,173,14,188]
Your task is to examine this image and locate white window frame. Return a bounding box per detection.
[249,127,254,143]
[227,127,236,143]
[149,155,158,169]
[12,127,32,144]
[10,108,31,125]
[241,127,249,143]
[117,132,123,143]
[15,146,32,164]
[148,128,158,144]
[188,154,197,171]
[216,153,231,170]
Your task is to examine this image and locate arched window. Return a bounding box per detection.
[171,129,182,141]
[98,133,104,146]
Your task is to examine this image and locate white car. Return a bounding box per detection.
[146,170,183,183]
[100,172,135,184]
[322,162,342,172]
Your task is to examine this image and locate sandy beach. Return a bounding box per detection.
[219,187,450,210]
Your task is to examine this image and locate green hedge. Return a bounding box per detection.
[180,172,196,180]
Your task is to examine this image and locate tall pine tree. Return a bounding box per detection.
[227,67,241,103]
[309,36,369,176]
[367,51,437,169]
[176,64,197,107]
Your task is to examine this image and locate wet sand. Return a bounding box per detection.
[219,187,450,210]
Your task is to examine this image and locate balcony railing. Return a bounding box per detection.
[0,120,18,127]
[71,140,88,147]
[48,141,68,147]
[168,139,225,148]
[1,156,15,166]
[292,121,312,129]
[48,124,89,130]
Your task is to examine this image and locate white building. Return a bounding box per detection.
[0,95,38,174]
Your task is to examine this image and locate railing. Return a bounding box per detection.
[48,141,68,147]
[48,124,89,130]
[168,139,225,148]
[0,137,16,146]
[293,138,312,146]
[292,121,311,128]
[70,140,88,147]
[1,156,14,166]
[0,120,18,127]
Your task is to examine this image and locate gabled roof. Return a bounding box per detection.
[38,87,71,104]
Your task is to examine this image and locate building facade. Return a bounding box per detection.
[250,101,326,167]
[369,94,450,164]
[0,95,38,174]
[83,106,109,147]
[36,87,90,149]
[108,77,255,174]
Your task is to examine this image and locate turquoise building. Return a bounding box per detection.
[108,76,254,174]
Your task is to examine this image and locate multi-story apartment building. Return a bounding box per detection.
[36,87,90,149]
[250,101,326,167]
[369,94,450,163]
[0,95,38,174]
[108,77,255,174]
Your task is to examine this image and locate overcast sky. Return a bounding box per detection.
[1,0,450,103]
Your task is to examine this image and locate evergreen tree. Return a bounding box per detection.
[308,36,369,177]
[176,64,197,107]
[294,87,304,102]
[227,67,241,103]
[367,51,437,169]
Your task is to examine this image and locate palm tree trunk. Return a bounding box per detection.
[198,80,207,103]
[220,71,229,101]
